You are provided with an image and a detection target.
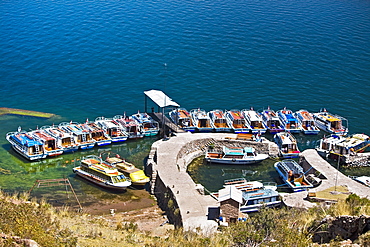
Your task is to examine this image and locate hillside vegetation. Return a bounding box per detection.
[0,190,369,246]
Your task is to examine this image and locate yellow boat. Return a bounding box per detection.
[102,152,150,186]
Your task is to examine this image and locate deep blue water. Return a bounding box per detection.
[1,0,369,193]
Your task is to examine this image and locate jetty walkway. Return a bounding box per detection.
[146,132,278,234]
[282,149,370,208]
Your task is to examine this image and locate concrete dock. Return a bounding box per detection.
[282,149,370,208]
[146,132,278,234]
[146,132,370,231]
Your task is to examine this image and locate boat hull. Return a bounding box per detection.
[73,168,130,191]
[206,156,267,165]
[240,201,281,214]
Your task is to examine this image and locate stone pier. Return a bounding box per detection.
[282,149,370,209]
[146,132,278,234]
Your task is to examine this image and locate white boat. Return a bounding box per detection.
[316,133,370,158]
[113,115,144,139]
[131,112,159,136]
[241,108,267,134]
[41,125,79,153]
[351,176,370,187]
[274,132,301,158]
[260,107,285,134]
[313,109,348,136]
[58,122,96,149]
[6,128,48,160]
[29,129,64,157]
[205,146,269,165]
[277,108,301,133]
[95,117,129,142]
[217,178,281,213]
[224,109,250,134]
[208,109,233,132]
[294,109,320,135]
[274,159,313,192]
[190,108,214,132]
[169,108,197,132]
[81,120,112,146]
[73,155,131,190]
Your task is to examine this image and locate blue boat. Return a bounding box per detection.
[277,108,301,133]
[260,107,285,134]
[274,159,313,192]
[131,112,159,136]
[6,128,48,160]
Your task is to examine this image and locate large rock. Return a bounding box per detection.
[312,215,370,243]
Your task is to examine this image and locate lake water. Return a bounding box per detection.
[1,0,369,197]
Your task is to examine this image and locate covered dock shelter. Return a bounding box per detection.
[144,89,180,113]
[144,90,183,135]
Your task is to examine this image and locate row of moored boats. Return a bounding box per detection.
[169,107,348,135]
[6,112,160,161]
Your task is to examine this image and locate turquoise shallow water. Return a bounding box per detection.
[1,0,369,195]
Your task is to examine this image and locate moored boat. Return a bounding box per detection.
[58,122,96,149]
[95,117,129,143]
[131,112,159,136]
[73,155,131,190]
[205,146,269,165]
[316,133,370,158]
[81,120,112,146]
[313,109,348,136]
[294,109,320,135]
[224,109,250,134]
[351,176,370,187]
[274,159,313,192]
[190,108,214,132]
[169,108,197,132]
[30,129,64,157]
[113,115,144,139]
[241,108,267,134]
[41,125,79,153]
[277,108,301,133]
[274,132,301,158]
[102,152,150,186]
[6,128,48,160]
[208,109,232,132]
[260,107,285,134]
[217,178,281,213]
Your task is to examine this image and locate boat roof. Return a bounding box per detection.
[277,159,303,174]
[336,134,370,148]
[211,110,224,119]
[228,110,243,120]
[223,146,254,155]
[242,188,279,200]
[243,110,261,121]
[14,133,43,147]
[277,132,297,145]
[218,186,243,204]
[144,90,180,108]
[33,130,54,141]
[82,157,122,176]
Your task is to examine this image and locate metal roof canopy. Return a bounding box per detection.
[144,90,180,108]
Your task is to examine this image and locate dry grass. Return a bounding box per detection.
[315,186,350,201]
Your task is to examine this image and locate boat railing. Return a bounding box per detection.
[224,177,248,185]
